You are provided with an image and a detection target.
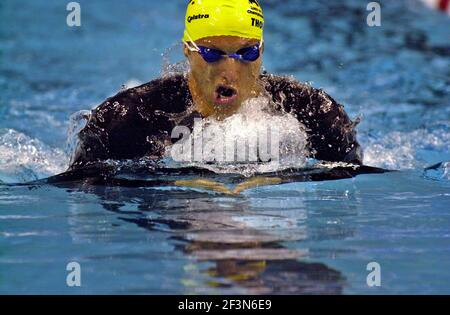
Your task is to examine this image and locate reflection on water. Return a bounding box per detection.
[52,176,363,294]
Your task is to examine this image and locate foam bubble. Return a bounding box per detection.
[362,125,450,170]
[165,96,310,176]
[65,110,90,165]
[0,129,68,183]
[423,161,450,181]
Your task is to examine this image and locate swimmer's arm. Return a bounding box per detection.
[274,79,363,165]
[68,76,188,170]
[307,93,364,165]
[68,106,112,170]
[69,88,160,170]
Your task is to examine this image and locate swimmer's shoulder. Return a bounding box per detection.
[260,72,354,124]
[260,72,313,94]
[126,74,191,112]
[71,74,191,168]
[91,74,191,125]
[260,72,338,114]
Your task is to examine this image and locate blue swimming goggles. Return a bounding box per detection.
[183,35,263,63]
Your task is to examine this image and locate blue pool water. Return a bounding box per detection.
[0,0,449,294]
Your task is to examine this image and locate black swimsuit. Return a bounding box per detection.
[69,73,363,170]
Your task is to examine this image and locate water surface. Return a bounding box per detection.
[0,0,449,294]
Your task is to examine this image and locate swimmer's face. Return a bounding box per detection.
[184,36,263,119]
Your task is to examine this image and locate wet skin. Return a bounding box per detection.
[184,35,264,120]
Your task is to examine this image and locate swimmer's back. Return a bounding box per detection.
[69,73,363,170]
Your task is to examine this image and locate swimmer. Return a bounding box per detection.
[69,0,363,175]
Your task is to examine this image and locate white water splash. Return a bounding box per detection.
[65,110,90,165]
[122,79,143,89]
[0,129,68,183]
[160,42,190,78]
[443,162,450,180]
[165,96,310,176]
[363,125,450,170]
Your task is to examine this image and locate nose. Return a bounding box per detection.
[216,57,241,83]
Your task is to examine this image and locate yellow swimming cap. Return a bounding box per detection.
[183,0,264,42]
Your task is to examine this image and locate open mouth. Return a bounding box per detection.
[214,85,238,105]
